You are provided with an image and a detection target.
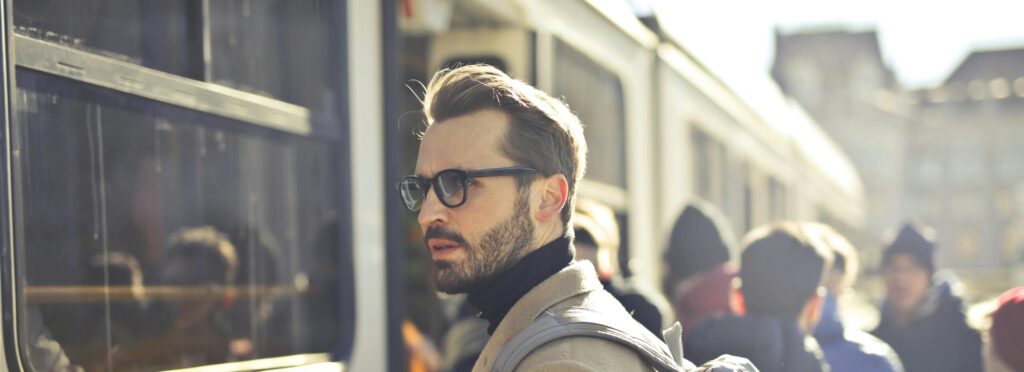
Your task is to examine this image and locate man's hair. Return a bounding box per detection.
[164,226,239,285]
[421,64,587,228]
[739,222,834,320]
[803,223,859,288]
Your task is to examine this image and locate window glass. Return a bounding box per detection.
[14,0,340,118]
[691,128,712,201]
[553,40,626,189]
[16,70,344,371]
[768,178,786,221]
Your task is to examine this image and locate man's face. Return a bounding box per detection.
[882,254,931,317]
[416,109,536,294]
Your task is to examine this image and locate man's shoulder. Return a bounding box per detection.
[517,335,652,371]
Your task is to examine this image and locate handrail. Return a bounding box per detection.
[24,284,309,304]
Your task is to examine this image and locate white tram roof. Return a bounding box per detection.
[648,5,864,201]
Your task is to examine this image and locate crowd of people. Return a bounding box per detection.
[399,64,1023,372]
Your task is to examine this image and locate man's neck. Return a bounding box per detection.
[532,223,564,251]
[466,236,574,334]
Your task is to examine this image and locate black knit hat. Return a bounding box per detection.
[882,222,937,274]
[664,201,735,289]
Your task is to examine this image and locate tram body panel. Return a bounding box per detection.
[348,0,388,371]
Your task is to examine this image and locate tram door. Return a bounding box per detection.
[0,1,355,370]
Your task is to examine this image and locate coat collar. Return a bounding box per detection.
[472,261,604,370]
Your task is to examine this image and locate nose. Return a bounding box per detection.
[417,187,450,229]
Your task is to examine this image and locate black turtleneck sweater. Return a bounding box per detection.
[466,236,574,334]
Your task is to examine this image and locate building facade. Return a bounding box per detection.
[773,28,1024,297]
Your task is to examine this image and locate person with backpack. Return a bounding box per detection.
[398,64,753,371]
[684,222,833,372]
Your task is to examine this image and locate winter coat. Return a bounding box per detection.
[684,313,828,372]
[471,261,655,371]
[871,282,982,372]
[813,293,903,372]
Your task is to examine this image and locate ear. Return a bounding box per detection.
[729,278,746,316]
[800,287,825,331]
[536,173,568,223]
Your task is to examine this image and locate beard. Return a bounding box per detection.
[425,190,534,294]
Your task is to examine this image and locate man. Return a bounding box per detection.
[986,287,1024,372]
[573,198,674,335]
[663,201,738,330]
[684,222,832,372]
[871,223,982,372]
[805,223,903,372]
[397,64,664,371]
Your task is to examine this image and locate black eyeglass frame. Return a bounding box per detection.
[395,166,537,212]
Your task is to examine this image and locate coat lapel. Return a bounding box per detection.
[472,262,604,371]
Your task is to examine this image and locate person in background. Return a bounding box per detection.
[684,222,832,372]
[805,223,903,372]
[573,198,674,335]
[985,287,1024,372]
[871,222,982,372]
[663,201,738,329]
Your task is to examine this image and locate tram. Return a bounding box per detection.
[0,0,863,371]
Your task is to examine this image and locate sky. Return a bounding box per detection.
[655,0,1024,89]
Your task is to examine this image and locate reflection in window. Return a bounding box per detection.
[14,0,340,116]
[17,70,343,371]
[553,39,626,188]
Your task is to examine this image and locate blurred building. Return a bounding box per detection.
[772,28,1024,297]
[905,48,1024,294]
[771,28,910,268]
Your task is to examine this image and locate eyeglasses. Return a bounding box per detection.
[395,166,537,212]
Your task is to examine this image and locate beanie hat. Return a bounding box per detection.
[882,222,936,274]
[665,201,735,288]
[991,287,1024,371]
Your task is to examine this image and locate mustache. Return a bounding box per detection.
[423,226,469,248]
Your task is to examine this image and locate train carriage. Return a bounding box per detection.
[0,0,864,371]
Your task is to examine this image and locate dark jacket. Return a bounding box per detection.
[813,293,903,372]
[684,313,828,372]
[871,281,982,372]
[603,275,674,336]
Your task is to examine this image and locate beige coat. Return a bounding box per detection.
[472,261,654,371]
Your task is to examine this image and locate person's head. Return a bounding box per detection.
[803,223,859,296]
[987,287,1024,372]
[161,226,238,287]
[664,200,735,294]
[401,64,587,294]
[88,252,146,302]
[881,222,936,319]
[161,226,239,326]
[736,222,833,332]
[572,198,620,280]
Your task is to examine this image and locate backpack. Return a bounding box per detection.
[493,306,758,372]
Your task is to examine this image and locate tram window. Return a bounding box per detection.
[13,2,202,78]
[691,127,726,205]
[553,39,627,189]
[768,178,786,220]
[14,70,347,371]
[13,0,341,118]
[440,56,508,73]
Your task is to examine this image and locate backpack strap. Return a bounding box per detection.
[492,307,685,372]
